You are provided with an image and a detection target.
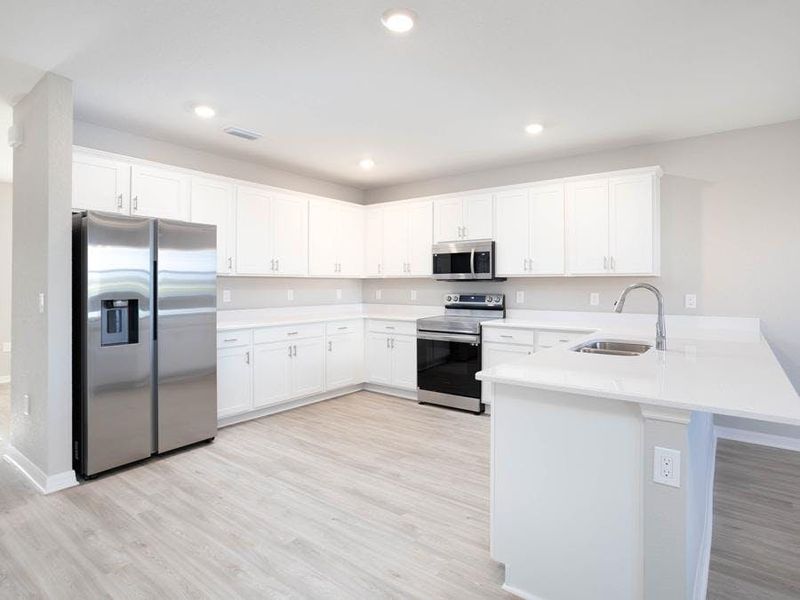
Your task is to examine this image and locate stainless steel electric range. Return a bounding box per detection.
[416,293,505,414]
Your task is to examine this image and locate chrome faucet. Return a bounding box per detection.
[613,283,667,351]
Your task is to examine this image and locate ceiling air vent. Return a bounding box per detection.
[223,126,263,141]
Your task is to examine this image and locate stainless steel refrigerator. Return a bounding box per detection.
[72,210,217,478]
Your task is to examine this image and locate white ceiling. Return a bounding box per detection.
[1,0,799,188]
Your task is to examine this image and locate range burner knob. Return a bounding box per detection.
[485,297,492,303]
[446,295,452,302]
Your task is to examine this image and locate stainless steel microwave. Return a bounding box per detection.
[432,240,501,281]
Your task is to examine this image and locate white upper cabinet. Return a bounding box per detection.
[566,171,660,276]
[529,184,565,275]
[309,199,364,277]
[271,192,308,276]
[366,200,433,278]
[364,207,384,277]
[566,178,611,275]
[434,193,493,242]
[609,174,658,275]
[130,164,190,220]
[235,186,308,276]
[190,177,235,274]
[235,185,273,275]
[73,152,131,214]
[495,190,531,276]
[495,184,564,276]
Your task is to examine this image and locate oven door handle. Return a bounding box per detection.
[417,331,480,344]
[470,248,475,277]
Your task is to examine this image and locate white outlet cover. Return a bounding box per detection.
[336,288,342,299]
[590,292,600,306]
[287,289,294,301]
[1,342,10,353]
[23,393,31,416]
[222,289,231,303]
[516,291,525,304]
[653,446,681,488]
[410,290,417,301]
[38,292,45,314]
[375,289,382,300]
[685,294,697,309]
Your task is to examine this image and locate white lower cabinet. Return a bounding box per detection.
[365,331,417,390]
[253,337,324,408]
[482,341,533,405]
[291,337,325,398]
[217,344,253,418]
[326,330,364,389]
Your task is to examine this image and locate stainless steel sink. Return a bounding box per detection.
[571,340,652,356]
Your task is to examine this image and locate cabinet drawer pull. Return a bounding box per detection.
[385,326,395,330]
[337,326,348,330]
[287,331,298,336]
[500,334,514,339]
[223,338,238,342]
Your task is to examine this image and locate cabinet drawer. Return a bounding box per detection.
[482,327,535,345]
[254,323,325,344]
[326,319,364,336]
[367,319,416,336]
[535,330,589,350]
[217,330,253,349]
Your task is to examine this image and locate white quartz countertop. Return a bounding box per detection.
[478,317,800,427]
[216,305,440,332]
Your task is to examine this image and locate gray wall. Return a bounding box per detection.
[10,73,74,479]
[0,182,11,380]
[218,277,363,310]
[364,120,800,395]
[74,121,365,204]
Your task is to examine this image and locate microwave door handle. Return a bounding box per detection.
[470,248,475,277]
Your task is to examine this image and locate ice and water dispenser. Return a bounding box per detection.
[100,300,139,346]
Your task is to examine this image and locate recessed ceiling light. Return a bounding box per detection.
[381,8,417,33]
[359,158,376,170]
[193,105,216,119]
[524,123,544,135]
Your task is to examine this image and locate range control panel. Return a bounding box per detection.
[444,293,505,309]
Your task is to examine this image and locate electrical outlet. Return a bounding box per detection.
[375,289,382,300]
[653,446,681,488]
[222,289,231,303]
[1,342,10,353]
[287,289,294,301]
[23,394,31,416]
[516,290,525,304]
[38,292,45,314]
[590,292,600,306]
[336,288,342,300]
[685,294,697,309]
[410,290,417,301]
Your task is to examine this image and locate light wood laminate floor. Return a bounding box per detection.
[1,385,800,599]
[0,389,509,599]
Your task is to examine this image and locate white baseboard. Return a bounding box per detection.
[218,382,418,428]
[0,376,9,384]
[3,445,78,494]
[715,425,800,453]
[501,583,549,600]
[693,434,717,600]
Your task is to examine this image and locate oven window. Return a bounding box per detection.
[417,338,481,399]
[433,252,472,276]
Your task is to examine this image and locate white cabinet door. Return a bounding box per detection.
[72,152,130,213]
[217,346,253,418]
[495,190,530,276]
[529,184,565,275]
[566,179,610,275]
[326,333,363,389]
[337,205,365,278]
[434,197,463,242]
[390,335,417,390]
[382,204,408,277]
[462,193,494,240]
[407,200,433,276]
[366,333,392,385]
[253,342,292,408]
[235,186,273,275]
[609,175,655,275]
[364,207,384,277]
[271,193,308,276]
[308,200,339,277]
[191,177,235,274]
[291,338,325,397]
[130,164,189,220]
